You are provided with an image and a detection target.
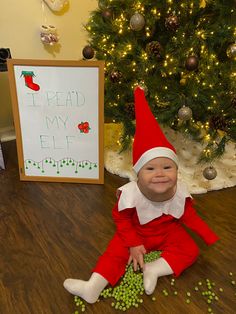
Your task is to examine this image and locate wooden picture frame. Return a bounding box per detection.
[7,59,104,184]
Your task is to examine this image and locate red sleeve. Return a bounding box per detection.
[112,201,143,248]
[179,198,219,245]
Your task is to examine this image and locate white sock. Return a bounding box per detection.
[63,272,108,303]
[143,257,173,295]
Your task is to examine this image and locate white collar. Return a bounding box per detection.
[117,181,191,225]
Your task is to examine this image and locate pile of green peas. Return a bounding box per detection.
[73,251,162,313]
[73,257,235,313]
[74,295,86,313]
[100,250,162,311]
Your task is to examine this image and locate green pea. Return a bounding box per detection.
[98,250,164,310]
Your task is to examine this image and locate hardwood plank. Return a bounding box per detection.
[0,141,235,313]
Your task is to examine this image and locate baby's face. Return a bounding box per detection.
[137,157,178,202]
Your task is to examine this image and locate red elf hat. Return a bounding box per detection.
[133,87,178,173]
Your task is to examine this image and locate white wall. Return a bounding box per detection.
[0,0,97,137]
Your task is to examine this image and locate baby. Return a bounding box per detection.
[64,87,219,303]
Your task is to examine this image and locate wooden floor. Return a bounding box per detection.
[0,140,236,314]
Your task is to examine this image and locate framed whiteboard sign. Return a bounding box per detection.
[7,59,104,184]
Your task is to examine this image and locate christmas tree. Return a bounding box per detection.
[83,0,236,163]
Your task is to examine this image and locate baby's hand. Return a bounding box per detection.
[128,245,146,271]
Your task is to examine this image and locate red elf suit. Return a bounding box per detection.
[93,87,219,286]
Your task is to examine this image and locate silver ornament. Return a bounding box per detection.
[178,106,192,120]
[203,166,217,180]
[226,43,236,60]
[130,13,145,31]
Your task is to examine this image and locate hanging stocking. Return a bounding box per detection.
[21,71,40,91]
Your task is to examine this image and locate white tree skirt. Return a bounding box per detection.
[104,123,236,194]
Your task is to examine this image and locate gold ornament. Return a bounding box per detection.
[130,13,145,31]
[178,105,192,120]
[226,43,236,60]
[180,78,186,85]
[217,129,226,138]
[199,0,206,8]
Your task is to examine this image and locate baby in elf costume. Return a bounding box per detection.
[64,87,219,303]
